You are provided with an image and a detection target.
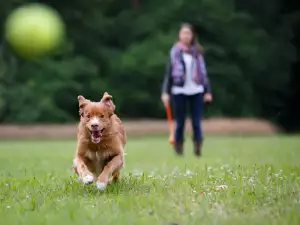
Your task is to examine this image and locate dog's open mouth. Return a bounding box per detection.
[90,129,104,144]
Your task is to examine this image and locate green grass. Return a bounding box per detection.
[0,136,300,225]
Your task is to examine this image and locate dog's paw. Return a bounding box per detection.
[82,175,94,184]
[96,181,107,190]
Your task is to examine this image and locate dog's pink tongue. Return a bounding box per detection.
[92,131,100,138]
[91,131,101,143]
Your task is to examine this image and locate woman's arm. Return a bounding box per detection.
[199,55,211,93]
[161,58,172,94]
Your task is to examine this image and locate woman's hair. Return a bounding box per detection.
[179,23,204,54]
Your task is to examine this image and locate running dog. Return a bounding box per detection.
[72,92,126,190]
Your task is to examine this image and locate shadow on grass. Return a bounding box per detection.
[63,174,152,197]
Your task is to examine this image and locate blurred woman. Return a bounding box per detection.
[161,23,212,157]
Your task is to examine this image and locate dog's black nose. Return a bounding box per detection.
[91,124,99,129]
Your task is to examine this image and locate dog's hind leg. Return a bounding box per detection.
[72,163,79,176]
[112,170,120,182]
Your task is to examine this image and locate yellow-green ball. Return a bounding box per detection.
[5,3,65,59]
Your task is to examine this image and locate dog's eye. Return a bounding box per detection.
[100,114,104,118]
[86,114,90,119]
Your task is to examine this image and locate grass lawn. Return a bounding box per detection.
[0,135,300,225]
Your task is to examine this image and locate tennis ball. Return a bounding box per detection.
[4,3,65,59]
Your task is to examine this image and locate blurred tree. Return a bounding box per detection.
[0,0,298,130]
[236,0,299,124]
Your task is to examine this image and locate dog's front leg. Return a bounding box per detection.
[73,154,95,184]
[96,154,123,190]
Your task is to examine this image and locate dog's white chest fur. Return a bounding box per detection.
[85,150,107,175]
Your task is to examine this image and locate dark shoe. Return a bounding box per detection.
[194,140,203,157]
[174,141,183,155]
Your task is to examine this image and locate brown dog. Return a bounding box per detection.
[72,92,126,190]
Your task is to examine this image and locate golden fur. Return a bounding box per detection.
[72,92,126,190]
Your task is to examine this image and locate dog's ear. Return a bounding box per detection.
[100,92,115,114]
[78,95,90,117]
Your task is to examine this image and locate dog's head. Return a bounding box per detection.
[78,92,115,144]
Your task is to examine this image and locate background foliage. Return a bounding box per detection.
[0,0,299,131]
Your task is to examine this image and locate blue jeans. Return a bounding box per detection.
[172,93,203,142]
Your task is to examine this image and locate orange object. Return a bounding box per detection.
[165,103,175,145]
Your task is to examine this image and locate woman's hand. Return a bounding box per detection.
[161,93,170,106]
[204,93,212,103]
